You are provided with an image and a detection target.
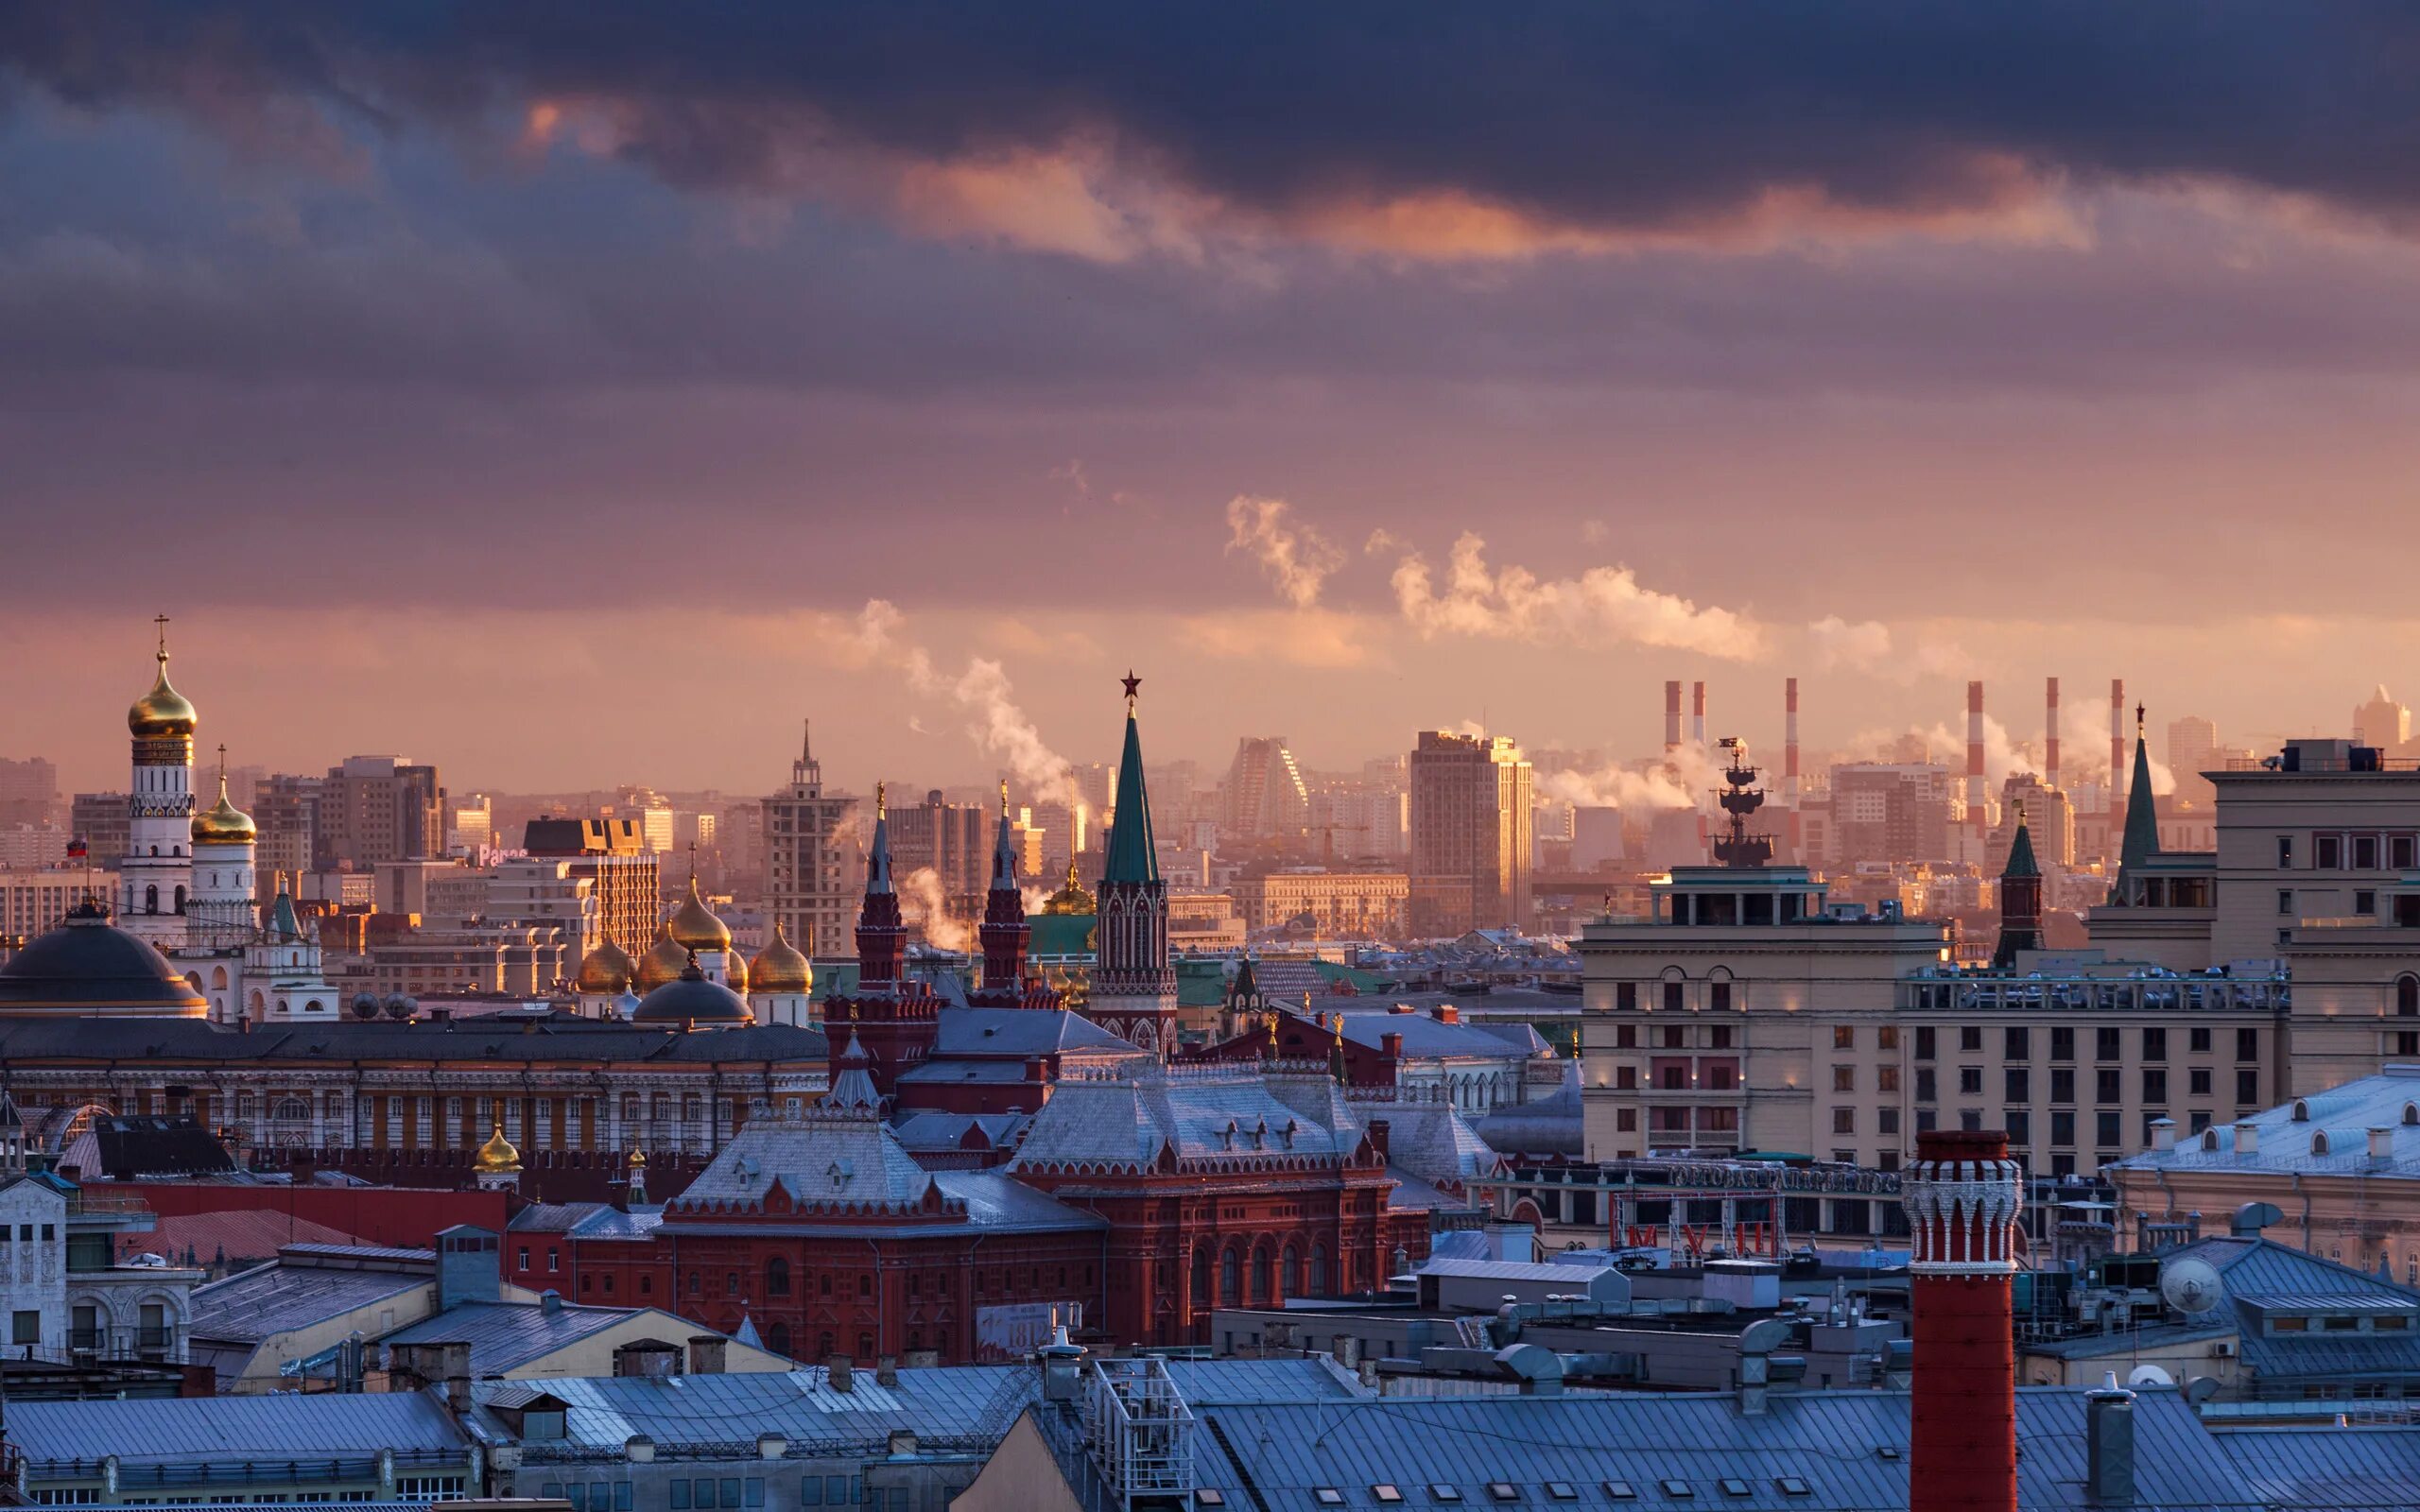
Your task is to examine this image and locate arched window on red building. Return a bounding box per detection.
[1191,1246,1211,1307]
[766,1257,790,1297]
[1283,1246,1302,1297]
[1219,1245,1241,1306]
[1253,1245,1274,1304]
[1310,1245,1330,1296]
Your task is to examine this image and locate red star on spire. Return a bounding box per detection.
[1121,671,1142,701]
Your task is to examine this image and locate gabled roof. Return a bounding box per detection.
[2115,1065,2420,1177]
[676,1107,934,1209]
[8,1392,467,1469]
[380,1299,658,1377]
[189,1259,429,1346]
[934,1007,1140,1057]
[1337,1011,1533,1060]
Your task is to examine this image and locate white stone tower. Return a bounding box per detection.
[123,616,198,948]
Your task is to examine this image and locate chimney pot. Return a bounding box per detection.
[2149,1118,2176,1153]
[2234,1121,2259,1156]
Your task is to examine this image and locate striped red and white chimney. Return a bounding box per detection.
[1664,681,1683,752]
[2110,679,2126,816]
[1690,681,1707,747]
[2045,677,2061,793]
[1966,681,1988,850]
[1785,677,1803,854]
[1904,1129,2022,1512]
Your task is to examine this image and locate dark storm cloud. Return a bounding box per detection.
[6,3,2420,236]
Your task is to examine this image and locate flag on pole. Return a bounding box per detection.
[65,837,87,860]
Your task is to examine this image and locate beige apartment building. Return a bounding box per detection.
[1409,730,1532,937]
[1230,868,1409,936]
[1579,866,2292,1178]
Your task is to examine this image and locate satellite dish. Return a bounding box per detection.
[2128,1364,2174,1388]
[2160,1257,2225,1314]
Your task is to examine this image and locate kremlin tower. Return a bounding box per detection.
[123,616,198,947]
[1084,673,1176,1055]
[1901,1129,2023,1512]
[1991,801,2042,968]
[821,783,942,1094]
[970,780,1059,1009]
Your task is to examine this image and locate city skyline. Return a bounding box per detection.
[5,612,2404,799]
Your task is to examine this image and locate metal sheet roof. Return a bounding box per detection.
[1184,1389,2255,1512]
[473,1366,1039,1454]
[9,1391,466,1468]
[190,1262,428,1345]
[379,1299,643,1375]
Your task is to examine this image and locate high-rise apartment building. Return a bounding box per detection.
[446,794,494,855]
[523,817,659,958]
[66,793,129,868]
[1219,736,1310,841]
[762,724,859,957]
[889,788,993,908]
[251,774,320,893]
[315,755,442,868]
[1827,763,1954,864]
[0,757,59,828]
[1408,730,1533,937]
[2167,714,2221,807]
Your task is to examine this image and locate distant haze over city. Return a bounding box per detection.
[6,10,2420,791]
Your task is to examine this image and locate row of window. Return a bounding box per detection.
[1906,1064,2250,1107]
[2278,833,2420,870]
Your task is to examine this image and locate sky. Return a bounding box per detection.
[7,5,2420,797]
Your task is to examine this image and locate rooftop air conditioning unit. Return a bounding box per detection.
[2210,1340,2237,1359]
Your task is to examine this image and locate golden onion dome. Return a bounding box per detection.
[129,651,199,739]
[667,877,731,953]
[575,938,637,994]
[724,948,749,997]
[1041,859,1096,916]
[635,926,690,992]
[191,778,256,848]
[750,920,812,995]
[474,1123,521,1174]
[628,1146,647,1170]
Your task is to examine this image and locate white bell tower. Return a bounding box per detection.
[122,615,197,949]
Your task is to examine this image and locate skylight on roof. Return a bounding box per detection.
[1374,1487,1405,1505]
[1604,1485,1637,1502]
[1487,1486,1520,1504]
[1315,1491,1346,1507]
[1428,1487,1462,1504]
[1775,1478,1811,1499]
[1660,1482,1694,1499]
[1719,1481,1751,1499]
[1546,1486,1577,1503]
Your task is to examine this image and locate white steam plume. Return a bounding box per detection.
[1225,496,1344,610]
[1392,532,1765,660]
[901,866,975,953]
[1838,712,2174,796]
[1538,741,1724,813]
[850,599,1080,809]
[1807,615,1973,681]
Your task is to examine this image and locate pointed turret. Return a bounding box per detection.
[1993,800,2043,969]
[1102,674,1160,886]
[824,1030,883,1110]
[855,782,907,985]
[979,780,1030,990]
[2116,703,2161,902]
[268,873,303,941]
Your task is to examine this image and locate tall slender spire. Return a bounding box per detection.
[855,780,905,984]
[1993,799,2041,969]
[979,779,1029,990]
[1103,675,1159,886]
[2116,703,2161,899]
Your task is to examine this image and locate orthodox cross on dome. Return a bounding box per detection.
[876,780,887,817]
[999,777,1010,816]
[1121,670,1141,710]
[2135,702,2146,736]
[154,613,170,662]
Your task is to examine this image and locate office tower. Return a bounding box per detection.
[1828,763,1955,864]
[2166,714,2221,807]
[1409,730,1533,936]
[760,722,860,957]
[2354,686,2411,753]
[446,795,494,855]
[523,816,660,958]
[315,755,443,868]
[1219,735,1310,840]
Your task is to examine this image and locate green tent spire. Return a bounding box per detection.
[2003,802,2040,881]
[2118,704,2160,882]
[1102,671,1160,885]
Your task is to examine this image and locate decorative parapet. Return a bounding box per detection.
[1903,1131,2021,1277]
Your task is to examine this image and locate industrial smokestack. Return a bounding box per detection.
[1785,678,1803,859]
[2045,677,2062,794]
[1967,681,1988,851]
[2110,679,2126,816]
[1664,681,1683,753]
[1690,681,1707,747]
